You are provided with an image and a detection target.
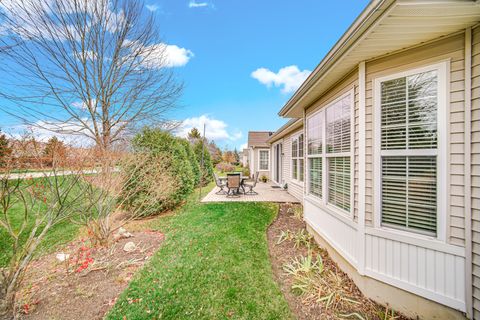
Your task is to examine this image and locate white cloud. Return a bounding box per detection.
[251,65,311,94]
[146,4,159,12]
[188,1,210,8]
[140,43,194,68]
[240,143,247,150]
[175,115,241,142]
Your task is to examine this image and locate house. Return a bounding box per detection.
[247,131,273,179]
[241,148,249,167]
[267,119,304,202]
[268,0,480,319]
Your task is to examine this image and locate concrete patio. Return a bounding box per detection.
[201,182,300,203]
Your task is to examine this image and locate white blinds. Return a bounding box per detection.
[306,92,352,214]
[327,95,351,153]
[309,158,322,197]
[381,71,437,150]
[328,157,351,211]
[292,134,304,182]
[380,70,438,235]
[307,112,322,155]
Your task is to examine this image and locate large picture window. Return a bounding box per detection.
[291,133,304,182]
[306,92,352,213]
[376,64,445,236]
[259,150,269,171]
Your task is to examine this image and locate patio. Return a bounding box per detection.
[201,181,300,203]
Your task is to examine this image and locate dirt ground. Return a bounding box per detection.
[17,230,164,320]
[267,203,409,320]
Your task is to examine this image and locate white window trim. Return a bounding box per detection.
[291,132,304,184]
[373,61,448,242]
[306,89,355,218]
[258,149,270,171]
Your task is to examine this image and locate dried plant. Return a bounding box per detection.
[72,152,177,246]
[277,229,313,248]
[0,159,89,319]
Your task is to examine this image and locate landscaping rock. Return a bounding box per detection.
[123,242,136,252]
[55,253,70,262]
[114,227,133,241]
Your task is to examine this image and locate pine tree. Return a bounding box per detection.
[0,130,12,167]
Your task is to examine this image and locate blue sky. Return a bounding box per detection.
[0,0,370,150]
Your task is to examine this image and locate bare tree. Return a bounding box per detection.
[0,0,182,153]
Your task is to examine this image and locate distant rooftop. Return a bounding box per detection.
[247,131,273,148]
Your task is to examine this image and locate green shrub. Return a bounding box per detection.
[193,140,214,186]
[122,128,195,217]
[178,138,201,187]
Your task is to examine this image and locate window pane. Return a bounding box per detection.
[307,113,322,155]
[292,139,298,158]
[381,156,437,235]
[298,134,304,157]
[381,71,437,150]
[292,159,298,180]
[309,158,321,197]
[259,151,269,170]
[299,159,304,182]
[326,95,351,153]
[328,157,350,211]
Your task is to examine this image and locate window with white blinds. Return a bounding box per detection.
[307,112,323,197]
[378,67,441,236]
[306,92,352,214]
[259,150,269,171]
[291,133,304,182]
[326,95,351,212]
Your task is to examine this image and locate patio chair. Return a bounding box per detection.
[244,171,259,195]
[226,173,241,197]
[214,173,227,195]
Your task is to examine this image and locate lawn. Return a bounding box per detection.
[107,189,292,320]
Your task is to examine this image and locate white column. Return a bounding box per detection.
[464,27,473,320]
[358,61,366,275]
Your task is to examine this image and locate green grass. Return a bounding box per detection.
[107,188,292,320]
[0,177,82,267]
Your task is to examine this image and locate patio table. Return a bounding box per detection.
[220,174,248,194]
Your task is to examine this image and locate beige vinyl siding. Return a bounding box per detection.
[365,33,466,244]
[471,25,480,320]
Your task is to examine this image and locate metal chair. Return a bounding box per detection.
[214,173,227,194]
[226,173,241,197]
[244,171,259,195]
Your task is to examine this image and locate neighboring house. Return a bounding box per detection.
[268,0,480,319]
[241,148,249,167]
[247,131,273,179]
[267,119,304,201]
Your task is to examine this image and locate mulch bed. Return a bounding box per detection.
[267,203,409,320]
[17,231,164,320]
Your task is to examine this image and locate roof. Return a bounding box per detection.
[280,0,480,117]
[247,131,273,148]
[267,119,304,143]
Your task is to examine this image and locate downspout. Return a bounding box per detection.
[464,26,473,319]
[358,61,366,275]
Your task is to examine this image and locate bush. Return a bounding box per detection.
[193,140,214,186]
[241,166,250,177]
[178,138,201,187]
[215,162,235,173]
[122,128,195,217]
